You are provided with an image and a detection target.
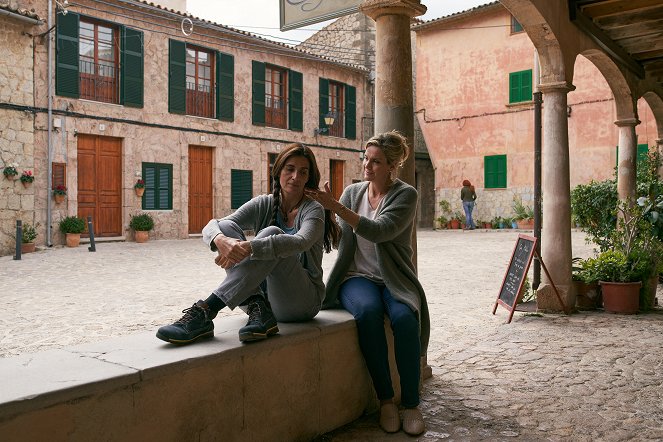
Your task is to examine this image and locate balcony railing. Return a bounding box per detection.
[266,96,287,129]
[79,59,120,104]
[186,82,214,118]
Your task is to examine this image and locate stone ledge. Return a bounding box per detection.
[0,310,376,441]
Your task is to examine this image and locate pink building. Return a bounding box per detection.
[414,2,658,225]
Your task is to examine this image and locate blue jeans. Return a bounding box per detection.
[339,277,421,407]
[462,201,476,229]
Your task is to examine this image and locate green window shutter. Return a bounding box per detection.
[56,12,80,98]
[485,154,507,189]
[121,27,144,108]
[345,84,356,140]
[509,72,521,103]
[509,70,532,103]
[288,69,303,131]
[217,51,234,121]
[252,61,265,126]
[637,143,649,162]
[142,163,173,210]
[231,169,253,209]
[319,78,329,132]
[168,39,186,114]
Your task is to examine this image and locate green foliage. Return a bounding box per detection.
[512,196,534,220]
[451,210,464,222]
[130,213,154,231]
[438,199,452,215]
[59,216,86,234]
[21,222,39,243]
[571,179,618,251]
[490,216,503,229]
[435,215,449,229]
[581,250,649,283]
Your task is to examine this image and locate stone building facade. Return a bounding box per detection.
[413,3,658,226]
[0,0,368,256]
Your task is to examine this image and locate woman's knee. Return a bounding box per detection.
[217,220,244,238]
[389,309,418,335]
[256,225,284,239]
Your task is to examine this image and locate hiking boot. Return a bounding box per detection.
[156,300,216,344]
[238,297,279,342]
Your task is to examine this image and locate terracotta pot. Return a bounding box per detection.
[66,233,81,248]
[54,194,65,204]
[642,274,658,310]
[135,230,149,243]
[483,222,492,229]
[449,219,461,230]
[21,242,36,253]
[22,181,31,188]
[135,187,145,197]
[5,173,18,181]
[516,218,534,230]
[599,281,641,314]
[573,280,601,310]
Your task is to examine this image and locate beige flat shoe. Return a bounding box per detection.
[402,407,425,436]
[379,403,400,433]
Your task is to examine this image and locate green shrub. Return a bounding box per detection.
[130,213,154,231]
[571,179,618,251]
[21,222,39,243]
[59,216,86,234]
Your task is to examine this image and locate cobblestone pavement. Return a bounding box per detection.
[2,229,662,441]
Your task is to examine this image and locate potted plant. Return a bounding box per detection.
[513,196,534,229]
[20,170,34,188]
[53,185,67,204]
[19,222,39,253]
[3,162,19,180]
[59,215,86,247]
[130,212,154,243]
[450,211,464,229]
[571,257,601,310]
[134,178,145,197]
[437,199,452,230]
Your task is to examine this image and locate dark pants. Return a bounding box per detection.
[339,277,421,408]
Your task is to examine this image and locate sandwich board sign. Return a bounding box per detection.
[280,0,363,31]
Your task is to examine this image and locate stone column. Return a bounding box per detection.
[655,138,663,178]
[536,82,573,312]
[615,118,640,201]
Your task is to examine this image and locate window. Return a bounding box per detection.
[616,143,649,167]
[319,78,356,139]
[231,169,253,209]
[484,155,507,189]
[56,12,143,107]
[169,39,234,120]
[252,61,302,131]
[52,162,66,190]
[186,46,214,118]
[511,15,524,34]
[142,163,173,210]
[509,69,532,104]
[267,153,278,193]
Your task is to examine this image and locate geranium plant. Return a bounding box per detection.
[134,178,145,189]
[20,170,34,183]
[53,185,67,196]
[3,162,19,177]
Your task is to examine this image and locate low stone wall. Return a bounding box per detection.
[0,311,379,442]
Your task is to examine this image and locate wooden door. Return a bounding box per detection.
[330,159,344,201]
[78,134,122,236]
[188,145,213,234]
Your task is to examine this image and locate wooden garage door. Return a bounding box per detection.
[188,145,213,234]
[77,134,122,237]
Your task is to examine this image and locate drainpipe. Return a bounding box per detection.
[46,0,53,246]
[0,9,43,25]
[533,50,542,289]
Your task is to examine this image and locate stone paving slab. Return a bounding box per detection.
[2,229,662,441]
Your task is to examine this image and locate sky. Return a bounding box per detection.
[186,0,492,45]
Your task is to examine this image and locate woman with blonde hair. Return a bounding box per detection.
[307,131,430,436]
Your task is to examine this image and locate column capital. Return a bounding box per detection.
[614,118,640,127]
[655,138,663,145]
[538,81,575,93]
[360,0,427,20]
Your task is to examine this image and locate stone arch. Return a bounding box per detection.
[641,91,663,139]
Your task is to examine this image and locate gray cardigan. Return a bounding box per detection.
[202,194,326,298]
[322,179,430,355]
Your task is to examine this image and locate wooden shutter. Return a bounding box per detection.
[252,61,265,125]
[344,84,356,140]
[56,12,80,98]
[217,51,234,121]
[142,163,173,210]
[485,155,507,189]
[288,69,303,131]
[168,39,186,114]
[52,162,66,189]
[121,27,144,108]
[231,169,253,209]
[509,72,521,103]
[319,78,329,132]
[521,70,532,102]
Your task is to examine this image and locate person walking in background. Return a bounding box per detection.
[461,179,477,230]
[307,131,430,436]
[157,143,340,344]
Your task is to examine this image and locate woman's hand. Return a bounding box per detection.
[305,182,336,210]
[213,235,252,268]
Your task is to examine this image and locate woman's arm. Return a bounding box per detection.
[305,182,360,229]
[355,185,417,243]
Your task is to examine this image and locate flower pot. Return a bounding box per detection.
[135,230,149,243]
[483,222,492,229]
[573,280,601,310]
[5,173,18,181]
[22,181,32,188]
[21,242,36,253]
[449,219,461,230]
[66,233,81,248]
[54,194,65,204]
[516,218,534,230]
[135,187,145,197]
[599,281,641,314]
[642,273,658,310]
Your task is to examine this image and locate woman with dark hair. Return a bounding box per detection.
[461,179,477,230]
[157,143,340,344]
[307,131,430,436]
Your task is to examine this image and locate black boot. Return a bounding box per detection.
[156,300,216,344]
[238,296,279,342]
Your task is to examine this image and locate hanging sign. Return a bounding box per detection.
[280,0,362,31]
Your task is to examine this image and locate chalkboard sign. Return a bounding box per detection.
[493,234,537,323]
